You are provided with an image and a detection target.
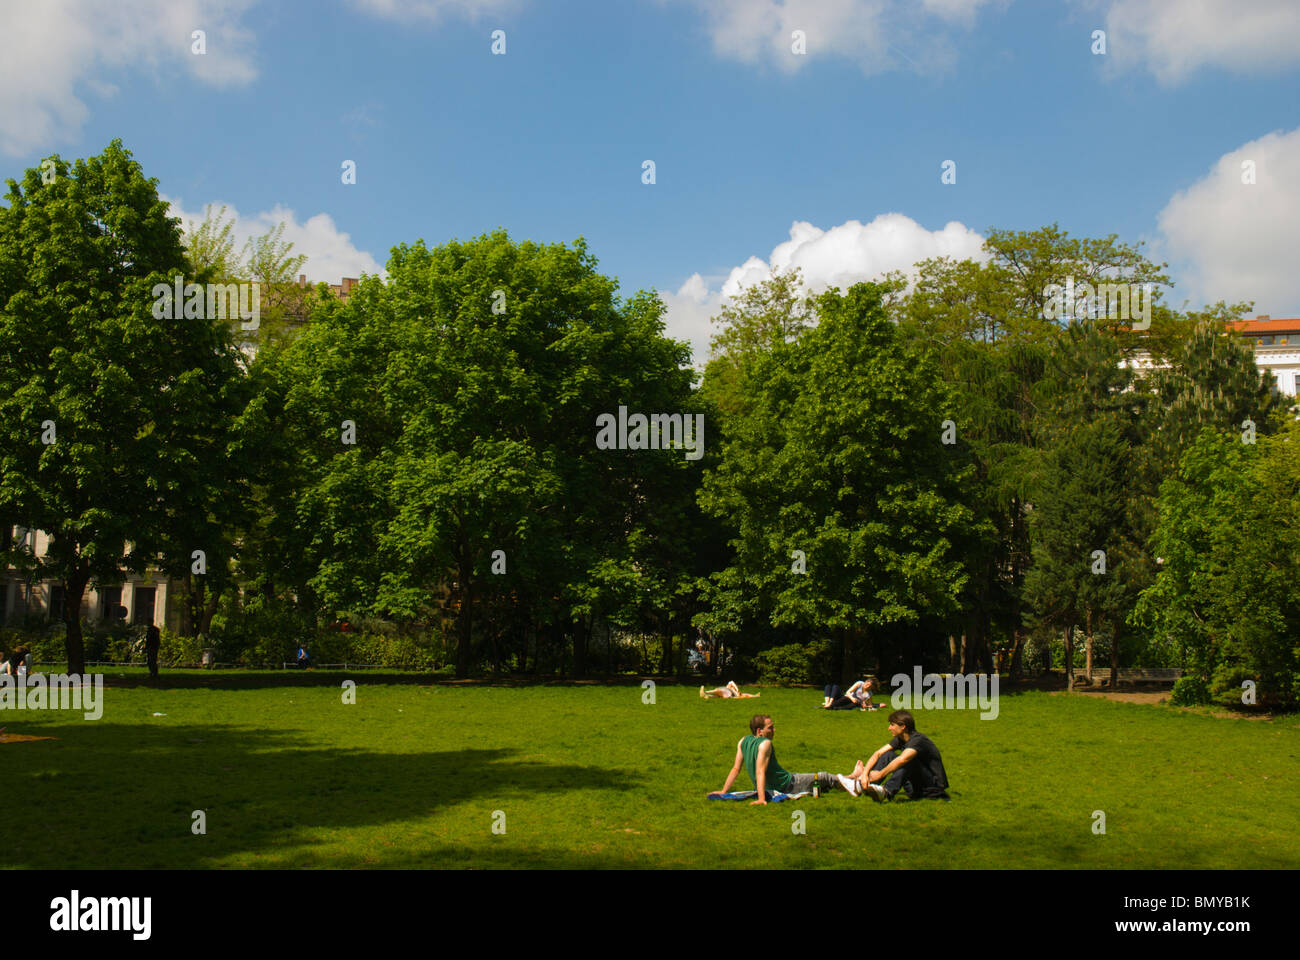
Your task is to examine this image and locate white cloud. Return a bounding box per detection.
[1155,127,1300,316]
[1094,0,1300,85]
[664,0,1005,75]
[662,213,987,364]
[0,0,258,157]
[660,272,730,369]
[349,0,525,22]
[164,196,386,284]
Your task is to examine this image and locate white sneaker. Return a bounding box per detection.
[836,774,863,797]
[864,782,888,803]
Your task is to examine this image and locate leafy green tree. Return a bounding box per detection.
[182,203,240,282]
[894,225,1175,675]
[0,141,248,672]
[181,206,311,348]
[264,231,699,677]
[701,282,980,682]
[1136,421,1300,707]
[1023,321,1152,688]
[241,221,310,338]
[1146,312,1278,474]
[701,268,815,424]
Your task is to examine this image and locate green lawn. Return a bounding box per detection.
[4,671,1297,869]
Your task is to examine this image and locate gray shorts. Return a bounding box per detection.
[783,772,836,795]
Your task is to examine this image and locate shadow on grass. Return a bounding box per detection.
[2,722,643,868]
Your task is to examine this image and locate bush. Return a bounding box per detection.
[1170,674,1212,707]
[342,633,442,670]
[753,638,832,686]
[1,627,65,664]
[238,632,296,666]
[158,629,205,666]
[1210,662,1269,709]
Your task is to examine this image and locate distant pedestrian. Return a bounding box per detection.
[297,643,312,669]
[145,625,161,678]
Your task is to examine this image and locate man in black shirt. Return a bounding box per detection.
[145,625,161,679]
[851,709,949,801]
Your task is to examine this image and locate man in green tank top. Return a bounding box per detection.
[710,715,838,805]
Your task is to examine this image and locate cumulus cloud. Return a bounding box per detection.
[0,0,258,157]
[661,213,987,365]
[164,196,386,284]
[663,0,1005,75]
[349,0,526,22]
[659,273,731,370]
[1155,127,1300,316]
[1093,0,1300,85]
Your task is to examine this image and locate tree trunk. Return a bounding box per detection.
[948,634,959,674]
[63,571,90,675]
[553,620,565,678]
[959,632,968,674]
[841,628,855,687]
[1110,620,1120,688]
[200,589,220,636]
[572,617,588,679]
[1008,628,1025,680]
[1085,609,1094,684]
[455,564,474,679]
[186,575,212,640]
[1064,625,1075,691]
[977,608,987,671]
[180,571,194,636]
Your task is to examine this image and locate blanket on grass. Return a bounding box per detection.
[708,790,809,802]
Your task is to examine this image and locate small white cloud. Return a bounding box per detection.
[349,0,525,23]
[664,0,1005,75]
[1155,127,1300,315]
[660,272,729,369]
[1094,0,1300,86]
[164,196,386,284]
[0,0,259,156]
[663,213,987,365]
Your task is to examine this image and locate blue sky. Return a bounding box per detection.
[3,0,1299,362]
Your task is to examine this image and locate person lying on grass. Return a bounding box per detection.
[835,709,950,801]
[708,714,846,805]
[821,676,879,710]
[700,681,759,699]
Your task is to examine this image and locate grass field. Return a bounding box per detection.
[3,670,1298,869]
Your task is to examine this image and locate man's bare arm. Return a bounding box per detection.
[860,743,892,775]
[868,747,917,783]
[713,740,745,796]
[750,741,770,805]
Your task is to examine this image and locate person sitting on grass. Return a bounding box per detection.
[708,714,844,805]
[821,676,879,710]
[1,645,30,677]
[700,681,759,699]
[836,709,950,801]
